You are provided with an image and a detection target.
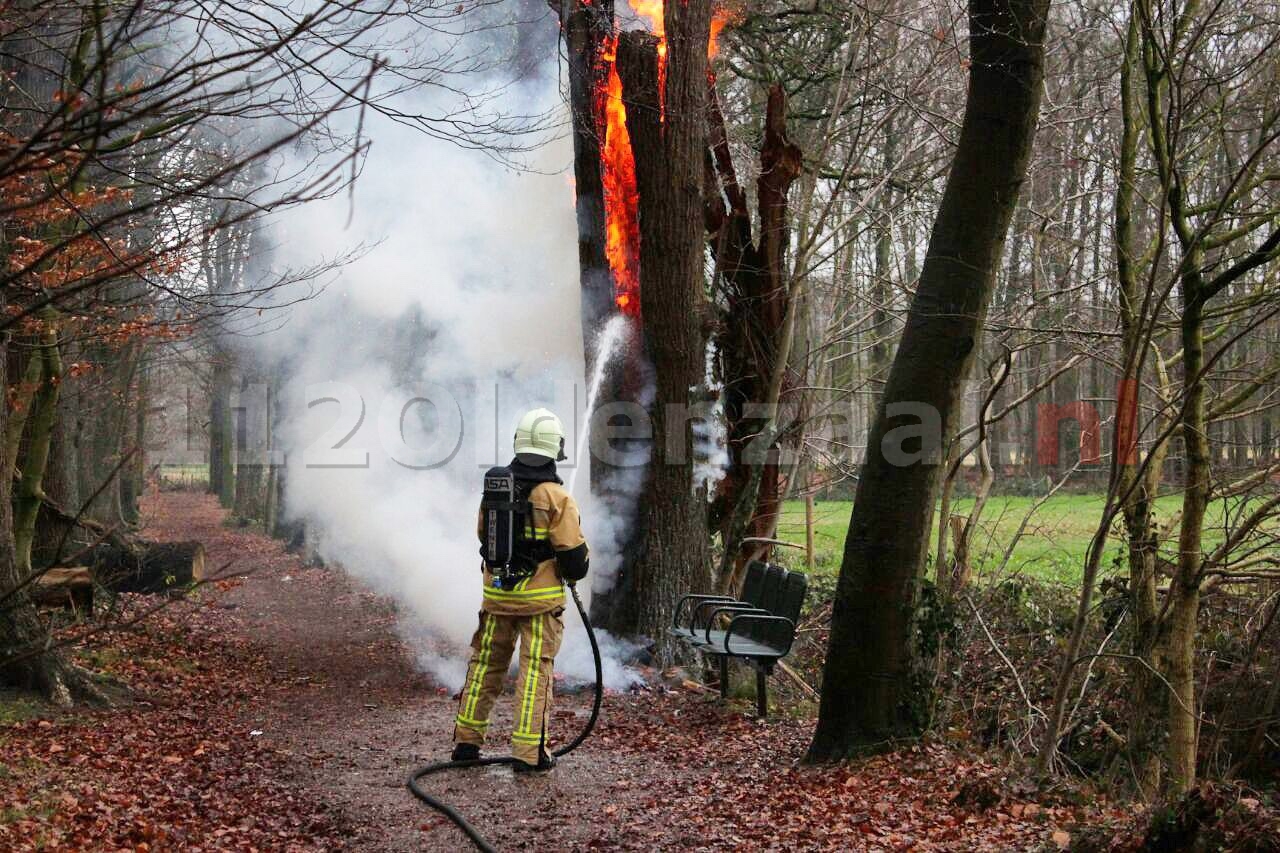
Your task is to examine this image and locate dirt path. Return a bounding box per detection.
[139,491,664,852]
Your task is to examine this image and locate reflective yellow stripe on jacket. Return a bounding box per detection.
[478,527,557,603]
[482,584,564,603]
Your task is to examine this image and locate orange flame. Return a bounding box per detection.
[595,2,736,316]
[629,0,667,114]
[598,36,641,316]
[709,9,735,59]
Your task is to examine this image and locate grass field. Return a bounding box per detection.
[157,461,1267,587]
[777,494,1268,585]
[157,463,210,487]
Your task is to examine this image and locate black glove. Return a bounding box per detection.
[555,543,589,583]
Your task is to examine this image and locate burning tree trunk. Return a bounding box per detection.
[808,0,1050,759]
[555,0,653,627]
[607,9,714,656]
[704,82,802,590]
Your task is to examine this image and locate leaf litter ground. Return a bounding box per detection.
[1,491,1127,851]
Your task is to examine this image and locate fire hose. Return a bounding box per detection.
[406,583,603,853]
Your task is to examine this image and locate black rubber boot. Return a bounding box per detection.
[512,750,556,774]
[451,743,481,762]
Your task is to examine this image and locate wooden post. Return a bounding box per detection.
[805,493,815,573]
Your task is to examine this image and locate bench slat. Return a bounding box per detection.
[722,639,788,658]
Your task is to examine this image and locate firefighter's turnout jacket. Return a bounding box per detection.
[454,467,588,765]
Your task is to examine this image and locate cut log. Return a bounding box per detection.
[91,541,206,594]
[33,566,94,613]
[32,494,206,594]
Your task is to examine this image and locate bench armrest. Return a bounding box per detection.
[691,597,753,629]
[673,594,736,630]
[704,605,769,644]
[724,614,797,657]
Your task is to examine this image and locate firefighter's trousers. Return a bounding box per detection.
[453,609,564,765]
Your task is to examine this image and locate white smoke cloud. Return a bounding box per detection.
[249,17,644,691]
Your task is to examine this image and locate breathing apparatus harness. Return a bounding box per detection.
[478,461,560,591]
[407,459,604,853]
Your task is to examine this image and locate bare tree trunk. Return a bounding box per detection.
[262,375,280,535]
[1165,281,1209,794]
[0,304,104,706]
[1111,11,1173,797]
[119,349,147,524]
[116,343,142,525]
[869,121,897,416]
[232,375,268,522]
[705,82,802,589]
[233,460,264,521]
[208,345,235,508]
[14,314,63,575]
[937,353,1008,604]
[3,346,42,484]
[32,382,84,569]
[76,340,138,527]
[808,0,1050,759]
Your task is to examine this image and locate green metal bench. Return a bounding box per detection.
[671,561,777,642]
[671,561,807,717]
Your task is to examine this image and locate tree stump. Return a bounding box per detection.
[33,567,94,614]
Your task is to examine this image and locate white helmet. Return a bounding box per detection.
[513,408,566,461]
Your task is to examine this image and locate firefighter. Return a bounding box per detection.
[452,408,589,772]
